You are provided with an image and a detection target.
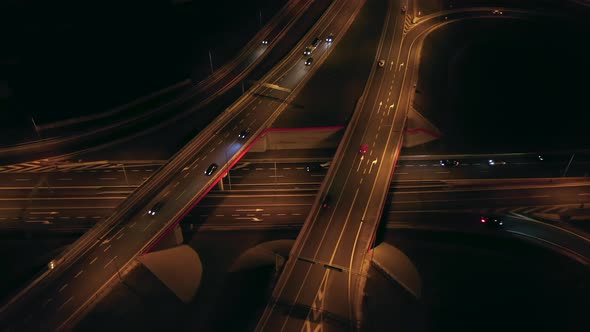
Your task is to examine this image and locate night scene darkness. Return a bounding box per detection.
[0,0,589,331]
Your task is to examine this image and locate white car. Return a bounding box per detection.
[378,60,385,67]
[488,159,507,166]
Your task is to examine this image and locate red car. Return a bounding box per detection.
[359,144,368,154]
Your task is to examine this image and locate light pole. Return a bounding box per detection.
[119,164,129,186]
[208,49,214,74]
[31,117,41,139]
[563,153,575,177]
[258,9,263,28]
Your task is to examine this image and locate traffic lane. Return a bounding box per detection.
[4,0,360,328]
[0,197,121,213]
[389,185,590,207]
[321,5,405,271]
[266,5,405,328]
[504,216,590,261]
[0,186,133,199]
[0,208,115,225]
[0,167,153,188]
[278,1,407,327]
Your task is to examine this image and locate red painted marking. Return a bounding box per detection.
[403,127,441,138]
[143,126,345,254]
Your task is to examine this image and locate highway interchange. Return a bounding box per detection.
[0,0,588,331]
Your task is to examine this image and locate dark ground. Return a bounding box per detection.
[409,15,590,154]
[1,223,588,331]
[0,0,285,144]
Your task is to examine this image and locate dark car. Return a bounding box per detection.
[322,195,330,208]
[440,159,460,167]
[238,128,251,139]
[305,58,314,66]
[261,39,269,45]
[480,215,504,227]
[148,202,164,216]
[205,163,218,176]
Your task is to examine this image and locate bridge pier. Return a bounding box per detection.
[137,244,203,304]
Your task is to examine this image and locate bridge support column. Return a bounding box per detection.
[138,245,202,304]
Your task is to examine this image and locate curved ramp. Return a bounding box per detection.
[229,240,294,272]
[370,243,422,299]
[138,245,202,303]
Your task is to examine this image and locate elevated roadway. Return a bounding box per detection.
[0,0,367,330]
[256,2,561,331]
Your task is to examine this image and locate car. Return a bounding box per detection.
[303,47,312,56]
[238,128,251,139]
[326,34,334,43]
[205,163,218,176]
[480,215,504,227]
[488,159,507,166]
[322,195,331,208]
[148,202,164,216]
[401,5,407,13]
[440,159,460,167]
[492,9,503,15]
[378,60,385,67]
[262,39,269,45]
[311,37,322,47]
[306,164,320,172]
[537,154,544,161]
[359,144,368,154]
[305,58,313,66]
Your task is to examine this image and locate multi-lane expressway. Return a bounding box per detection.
[0,0,368,330]
[0,1,575,331]
[256,2,564,331]
[1,155,590,231]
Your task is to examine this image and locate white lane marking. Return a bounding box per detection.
[103,256,118,269]
[131,169,140,172]
[99,178,116,180]
[59,284,68,292]
[91,216,101,219]
[296,167,305,170]
[90,257,98,265]
[277,213,286,216]
[57,297,73,311]
[231,214,240,217]
[291,213,302,216]
[116,232,125,240]
[143,220,155,232]
[146,169,153,172]
[579,193,590,196]
[256,168,264,171]
[215,214,225,217]
[436,171,450,174]
[103,170,112,173]
[57,178,72,181]
[176,189,186,200]
[42,298,53,308]
[173,182,180,188]
[210,147,216,152]
[15,178,30,181]
[283,168,292,170]
[74,270,84,279]
[396,172,408,175]
[262,213,271,216]
[183,172,190,178]
[129,221,137,228]
[103,245,111,252]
